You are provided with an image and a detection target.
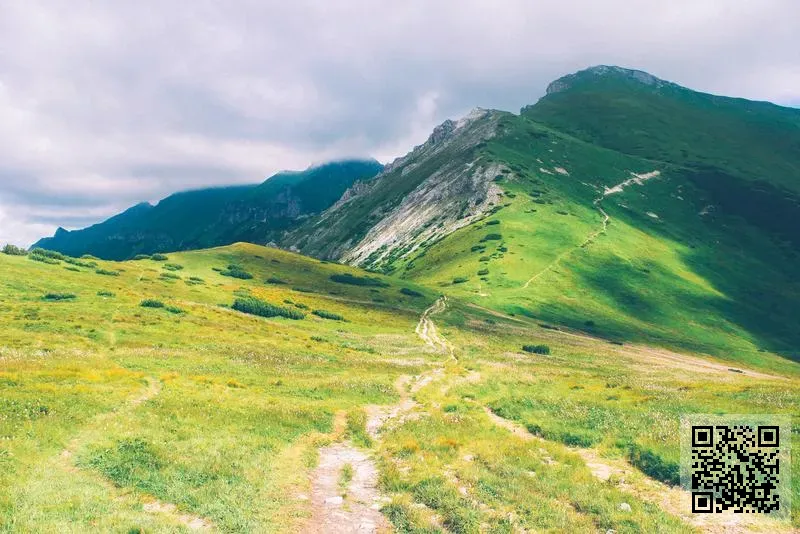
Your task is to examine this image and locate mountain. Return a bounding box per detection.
[33,159,383,260]
[287,66,800,362]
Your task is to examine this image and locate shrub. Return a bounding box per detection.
[477,268,489,276]
[220,265,253,280]
[584,320,596,327]
[185,276,204,286]
[313,309,344,321]
[160,272,180,280]
[97,291,115,297]
[485,220,500,226]
[30,248,65,260]
[522,344,550,355]
[292,286,313,293]
[132,254,151,260]
[294,302,309,310]
[43,292,76,301]
[64,257,97,268]
[64,266,81,272]
[96,269,120,276]
[481,233,503,242]
[2,244,27,256]
[329,273,389,287]
[265,277,286,285]
[140,299,165,308]
[627,443,680,486]
[165,305,185,314]
[471,245,486,252]
[162,263,183,271]
[479,256,491,262]
[150,254,169,261]
[231,297,305,320]
[452,277,469,284]
[400,287,423,297]
[29,254,60,265]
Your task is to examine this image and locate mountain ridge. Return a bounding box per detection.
[34,159,383,260]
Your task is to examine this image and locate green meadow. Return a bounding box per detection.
[1,243,798,532]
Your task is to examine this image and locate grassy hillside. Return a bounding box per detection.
[392,113,800,368]
[1,245,798,531]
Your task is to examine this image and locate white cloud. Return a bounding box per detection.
[0,0,798,246]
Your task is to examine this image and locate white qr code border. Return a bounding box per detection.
[680,414,792,519]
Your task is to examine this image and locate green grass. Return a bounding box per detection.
[0,243,797,531]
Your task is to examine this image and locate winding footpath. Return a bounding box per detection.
[303,301,450,533]
[415,296,455,359]
[523,171,658,289]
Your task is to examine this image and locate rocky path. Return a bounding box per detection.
[303,443,389,534]
[303,301,453,533]
[415,296,455,358]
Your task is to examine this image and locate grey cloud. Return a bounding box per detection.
[0,0,798,246]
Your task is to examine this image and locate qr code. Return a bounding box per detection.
[681,415,791,517]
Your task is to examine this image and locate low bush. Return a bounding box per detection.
[471,245,486,252]
[485,220,500,226]
[627,443,680,486]
[329,273,389,287]
[522,344,550,355]
[43,292,76,301]
[2,244,27,256]
[481,233,502,242]
[150,254,169,261]
[165,305,185,314]
[140,299,165,308]
[185,276,204,286]
[28,253,60,265]
[400,287,423,297]
[132,254,151,260]
[265,276,286,285]
[64,266,81,272]
[292,286,313,293]
[95,269,120,276]
[162,263,184,271]
[477,268,489,276]
[231,297,305,320]
[479,256,490,262]
[313,309,344,321]
[220,265,253,280]
[160,272,180,280]
[30,248,65,260]
[294,302,309,310]
[97,291,115,297]
[452,277,469,284]
[64,257,97,268]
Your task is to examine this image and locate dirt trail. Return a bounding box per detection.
[484,408,791,534]
[415,296,455,359]
[305,366,443,533]
[523,171,658,290]
[57,377,215,531]
[303,443,389,534]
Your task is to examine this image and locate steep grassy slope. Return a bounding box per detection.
[396,114,800,366]
[34,159,383,260]
[1,246,798,531]
[293,67,800,366]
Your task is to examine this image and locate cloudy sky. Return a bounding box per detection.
[1,0,798,246]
